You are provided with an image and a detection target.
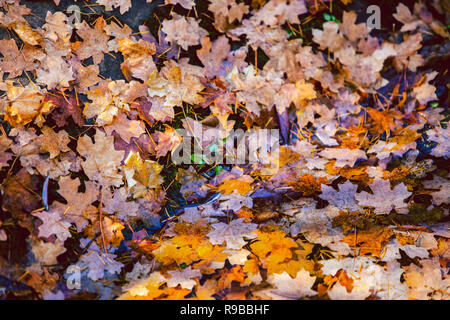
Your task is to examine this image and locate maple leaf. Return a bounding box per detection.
[118,37,156,81]
[31,240,67,265]
[0,0,448,301]
[77,129,125,188]
[104,20,132,50]
[54,175,98,231]
[33,209,72,242]
[319,147,367,167]
[339,11,369,42]
[194,279,217,300]
[193,242,228,273]
[426,126,449,158]
[36,55,74,90]
[42,11,72,45]
[84,213,125,248]
[216,265,246,289]
[355,178,412,215]
[162,13,207,50]
[121,271,167,299]
[146,97,175,122]
[104,112,145,144]
[167,266,202,290]
[312,21,345,52]
[327,282,370,300]
[223,248,251,265]
[343,226,394,257]
[196,36,230,79]
[320,181,360,212]
[422,176,450,206]
[315,121,338,146]
[4,83,54,127]
[218,176,254,196]
[97,0,132,14]
[11,20,43,46]
[152,126,182,158]
[77,241,123,281]
[200,83,235,115]
[334,43,397,89]
[404,257,450,300]
[251,0,307,26]
[102,187,139,220]
[383,239,429,262]
[158,59,205,107]
[84,80,146,126]
[292,79,317,108]
[207,218,257,249]
[288,173,328,196]
[219,192,253,212]
[73,18,109,65]
[122,151,164,197]
[368,140,397,160]
[393,33,424,72]
[208,0,249,32]
[261,270,317,299]
[126,262,153,282]
[180,205,225,224]
[413,72,438,105]
[321,257,404,299]
[0,39,38,78]
[0,128,12,169]
[43,92,84,127]
[35,126,71,159]
[250,230,300,274]
[393,3,427,33]
[153,240,198,266]
[69,57,101,94]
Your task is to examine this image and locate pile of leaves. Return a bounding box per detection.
[0,0,449,300]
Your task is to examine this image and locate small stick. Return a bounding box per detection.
[98,187,108,254]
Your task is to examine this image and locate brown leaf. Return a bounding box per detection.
[0,40,38,78]
[43,92,84,127]
[1,168,42,232]
[118,38,156,81]
[4,83,53,127]
[73,18,109,65]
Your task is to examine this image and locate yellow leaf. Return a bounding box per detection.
[218,177,253,195]
[292,79,316,108]
[123,151,164,197]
